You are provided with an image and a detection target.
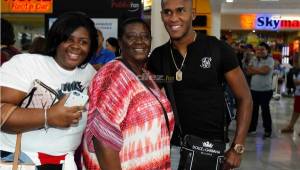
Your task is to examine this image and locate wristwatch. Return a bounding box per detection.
[232,143,245,155]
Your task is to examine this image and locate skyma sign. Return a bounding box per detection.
[256,14,300,30]
[240,14,300,31]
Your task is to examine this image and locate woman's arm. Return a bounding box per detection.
[92,136,122,170]
[1,86,84,133]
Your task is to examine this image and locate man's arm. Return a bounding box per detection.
[223,67,253,169]
[247,65,271,75]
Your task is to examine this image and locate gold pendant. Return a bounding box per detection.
[176,70,183,81]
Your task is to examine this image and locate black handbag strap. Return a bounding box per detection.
[117,58,171,135]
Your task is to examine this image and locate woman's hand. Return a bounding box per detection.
[47,95,84,128]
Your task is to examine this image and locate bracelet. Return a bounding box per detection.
[44,109,49,131]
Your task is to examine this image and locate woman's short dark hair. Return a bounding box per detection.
[118,18,151,39]
[46,11,98,68]
[106,37,120,56]
[1,18,16,46]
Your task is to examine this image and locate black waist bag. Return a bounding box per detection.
[178,135,225,170]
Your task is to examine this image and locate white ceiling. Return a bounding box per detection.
[210,0,300,14]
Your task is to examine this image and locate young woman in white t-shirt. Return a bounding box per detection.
[0,12,98,170]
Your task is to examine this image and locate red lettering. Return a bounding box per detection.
[281,20,300,28]
[291,20,300,27]
[281,20,291,28]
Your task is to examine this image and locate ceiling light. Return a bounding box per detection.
[226,0,234,3]
[259,0,280,2]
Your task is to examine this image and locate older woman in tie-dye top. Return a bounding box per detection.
[83,18,174,170]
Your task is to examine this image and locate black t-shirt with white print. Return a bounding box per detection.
[148,33,239,142]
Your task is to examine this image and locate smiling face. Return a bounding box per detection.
[161,0,195,41]
[120,22,151,65]
[55,27,91,70]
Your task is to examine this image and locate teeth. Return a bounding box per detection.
[170,25,181,31]
[134,49,144,52]
[68,53,79,59]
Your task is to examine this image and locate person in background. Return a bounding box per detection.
[89,30,116,70]
[83,18,174,170]
[1,18,21,65]
[0,12,98,170]
[147,0,252,169]
[242,44,255,85]
[106,37,120,57]
[28,36,47,54]
[247,42,275,138]
[20,33,32,52]
[281,58,300,136]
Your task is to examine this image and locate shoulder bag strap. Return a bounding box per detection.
[13,134,22,170]
[0,104,17,128]
[0,104,21,170]
[117,58,171,135]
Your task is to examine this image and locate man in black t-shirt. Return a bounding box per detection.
[147,0,252,169]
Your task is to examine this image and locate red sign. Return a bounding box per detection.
[1,0,53,13]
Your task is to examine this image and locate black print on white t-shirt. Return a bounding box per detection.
[57,81,85,97]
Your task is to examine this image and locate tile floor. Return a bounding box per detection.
[171,96,300,170]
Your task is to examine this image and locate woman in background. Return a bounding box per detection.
[105,37,120,57]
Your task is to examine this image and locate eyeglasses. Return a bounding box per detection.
[124,32,151,42]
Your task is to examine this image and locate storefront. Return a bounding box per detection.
[221,13,300,64]
[1,0,142,51]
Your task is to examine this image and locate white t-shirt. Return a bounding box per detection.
[0,54,96,165]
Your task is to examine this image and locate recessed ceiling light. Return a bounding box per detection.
[259,0,280,2]
[226,0,234,3]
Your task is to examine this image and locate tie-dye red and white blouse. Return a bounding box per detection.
[84,60,174,170]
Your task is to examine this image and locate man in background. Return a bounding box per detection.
[89,29,115,70]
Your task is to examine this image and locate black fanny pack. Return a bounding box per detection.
[178,135,225,170]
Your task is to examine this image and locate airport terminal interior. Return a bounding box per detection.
[1,0,300,170]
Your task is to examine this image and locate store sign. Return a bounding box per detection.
[111,0,140,12]
[240,14,300,30]
[1,0,52,13]
[256,14,300,30]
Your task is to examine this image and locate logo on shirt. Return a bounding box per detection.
[200,57,212,69]
[57,81,85,97]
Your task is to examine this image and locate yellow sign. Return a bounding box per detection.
[143,0,152,10]
[240,14,256,29]
[1,0,53,13]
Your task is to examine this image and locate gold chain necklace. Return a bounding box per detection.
[170,48,186,81]
[169,31,197,81]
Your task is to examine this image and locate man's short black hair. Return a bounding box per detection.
[161,0,192,8]
[258,42,271,54]
[46,11,98,68]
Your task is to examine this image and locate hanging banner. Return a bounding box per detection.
[1,0,53,13]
